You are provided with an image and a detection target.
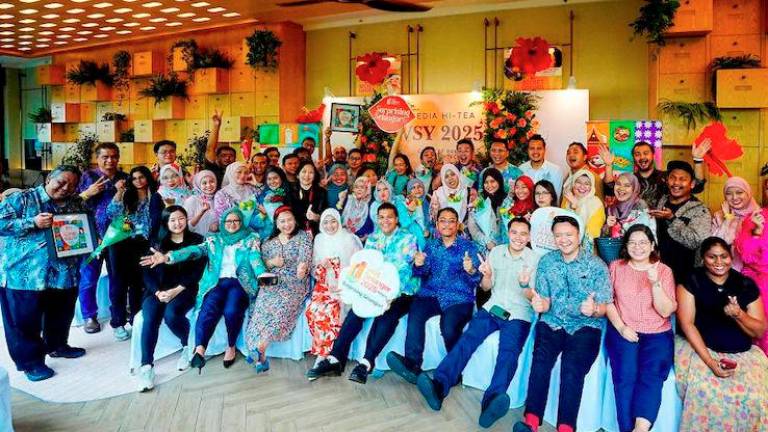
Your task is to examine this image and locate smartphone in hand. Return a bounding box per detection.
[719,358,737,370]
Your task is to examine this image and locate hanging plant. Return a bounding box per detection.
[170,39,199,74]
[657,100,722,131]
[709,54,761,98]
[245,29,282,70]
[629,0,680,46]
[472,88,540,165]
[28,107,52,123]
[360,92,398,175]
[101,112,127,121]
[66,60,115,86]
[62,132,99,172]
[193,47,234,70]
[139,73,189,105]
[112,50,131,92]
[176,132,210,171]
[120,128,134,143]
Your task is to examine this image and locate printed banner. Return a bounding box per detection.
[339,249,401,318]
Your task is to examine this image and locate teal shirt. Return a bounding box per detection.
[364,227,420,296]
[0,186,88,291]
[168,232,266,308]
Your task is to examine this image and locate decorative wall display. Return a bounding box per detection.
[330,103,362,133]
[609,120,637,174]
[586,120,609,177]
[46,213,97,260]
[504,37,555,82]
[355,52,401,96]
[477,88,540,165]
[367,96,415,134]
[586,120,664,177]
[694,122,743,177]
[245,30,282,70]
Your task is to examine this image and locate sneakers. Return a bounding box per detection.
[479,393,510,428]
[113,326,130,342]
[416,373,444,411]
[83,318,101,334]
[306,359,343,381]
[176,348,191,371]
[24,365,55,382]
[348,364,370,384]
[48,345,86,359]
[386,352,420,385]
[136,365,155,392]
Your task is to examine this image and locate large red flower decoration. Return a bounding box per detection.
[296,103,326,123]
[356,52,391,86]
[509,37,553,76]
[694,122,743,177]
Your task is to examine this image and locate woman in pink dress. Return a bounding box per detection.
[712,176,760,270]
[734,206,768,352]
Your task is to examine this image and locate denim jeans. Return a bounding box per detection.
[194,278,248,348]
[107,237,150,328]
[140,288,196,366]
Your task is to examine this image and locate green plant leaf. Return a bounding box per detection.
[657,100,722,131]
[245,30,282,70]
[66,60,115,86]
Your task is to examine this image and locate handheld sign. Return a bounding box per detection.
[339,249,401,318]
[529,208,584,256]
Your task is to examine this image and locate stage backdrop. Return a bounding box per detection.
[322,90,589,172]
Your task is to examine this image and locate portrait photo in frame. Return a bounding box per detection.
[330,103,362,133]
[45,212,98,259]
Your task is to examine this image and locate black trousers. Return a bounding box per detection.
[0,287,78,371]
[107,236,149,328]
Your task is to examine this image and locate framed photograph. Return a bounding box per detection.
[45,212,97,259]
[330,103,362,133]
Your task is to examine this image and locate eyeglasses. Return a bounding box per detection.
[224,219,242,226]
[627,240,651,247]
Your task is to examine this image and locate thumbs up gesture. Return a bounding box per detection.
[530,288,547,313]
[518,265,532,287]
[580,292,597,317]
[414,251,427,267]
[477,254,492,278]
[462,251,475,274]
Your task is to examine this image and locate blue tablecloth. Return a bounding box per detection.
[0,366,12,432]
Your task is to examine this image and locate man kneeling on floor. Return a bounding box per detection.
[415,217,538,428]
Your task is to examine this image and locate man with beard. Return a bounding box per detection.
[600,141,708,208]
[479,140,523,193]
[249,153,269,201]
[519,135,564,198]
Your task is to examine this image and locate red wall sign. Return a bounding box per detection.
[368,95,416,133]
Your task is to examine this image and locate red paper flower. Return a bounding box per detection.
[296,103,326,123]
[356,52,391,85]
[484,102,501,115]
[694,122,743,177]
[362,153,377,163]
[509,37,553,76]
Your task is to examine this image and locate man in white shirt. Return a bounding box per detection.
[518,134,564,198]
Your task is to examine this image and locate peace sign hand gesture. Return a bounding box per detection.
[518,265,532,287]
[477,254,492,278]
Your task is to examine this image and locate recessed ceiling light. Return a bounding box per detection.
[106,17,123,22]
[0,44,13,48]
[207,7,224,12]
[19,18,36,23]
[0,13,11,19]
[77,30,92,34]
[190,1,208,6]
[60,26,75,31]
[93,33,108,38]
[148,17,165,22]
[20,0,39,3]
[114,7,132,12]
[40,14,57,19]
[93,2,112,7]
[123,0,139,2]
[66,8,85,14]
[19,27,34,31]
[36,44,49,47]
[19,47,32,51]
[192,16,209,22]
[139,25,155,30]
[39,23,57,28]
[124,22,139,26]
[73,37,87,41]
[0,23,13,28]
[0,4,12,9]
[37,37,50,41]
[177,12,194,17]
[87,13,105,18]
[0,31,11,35]
[19,9,38,14]
[82,22,98,27]
[39,30,54,35]
[222,12,239,17]
[115,29,130,34]
[62,18,80,23]
[18,34,32,39]
[53,41,67,45]
[18,41,31,45]
[71,0,91,2]
[132,12,150,17]
[143,1,162,7]
[165,21,181,26]
[0,38,11,42]
[101,26,115,30]
[160,7,178,12]
[44,3,63,8]
[57,34,71,39]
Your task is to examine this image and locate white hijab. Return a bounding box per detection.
[221,161,256,203]
[433,164,469,221]
[313,208,362,266]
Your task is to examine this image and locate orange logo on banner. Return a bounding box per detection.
[368,96,416,133]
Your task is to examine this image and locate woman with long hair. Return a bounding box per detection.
[533,180,558,210]
[467,168,506,252]
[385,153,414,196]
[290,161,327,235]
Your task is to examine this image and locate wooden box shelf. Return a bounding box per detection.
[191,68,229,94]
[117,142,150,165]
[36,123,66,143]
[132,51,164,77]
[220,116,254,142]
[658,38,708,74]
[716,69,768,108]
[51,103,80,123]
[80,82,113,102]
[666,0,712,37]
[134,120,166,143]
[97,120,132,143]
[153,96,185,120]
[37,65,65,86]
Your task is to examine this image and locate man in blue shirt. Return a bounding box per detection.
[477,140,523,193]
[0,165,89,381]
[387,207,480,384]
[77,142,129,334]
[513,215,612,432]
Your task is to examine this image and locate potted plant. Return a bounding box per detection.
[29,107,63,142]
[66,60,114,101]
[191,47,234,94]
[245,29,282,70]
[176,132,210,172]
[709,55,761,99]
[98,112,131,143]
[170,39,198,74]
[629,0,680,46]
[62,132,99,171]
[139,73,188,119]
[120,128,135,143]
[112,50,131,95]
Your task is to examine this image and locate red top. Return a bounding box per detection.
[609,260,676,334]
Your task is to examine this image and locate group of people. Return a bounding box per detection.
[1,110,767,432]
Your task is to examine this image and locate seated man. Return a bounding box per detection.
[386,207,480,384]
[417,217,538,428]
[513,215,612,432]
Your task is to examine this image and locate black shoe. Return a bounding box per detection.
[386,352,420,384]
[416,372,444,411]
[307,359,343,381]
[190,352,206,374]
[223,353,236,369]
[348,364,370,384]
[479,393,510,428]
[512,421,534,432]
[83,318,101,334]
[48,345,86,359]
[24,365,55,382]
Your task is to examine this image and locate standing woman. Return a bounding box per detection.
[291,161,327,235]
[676,237,768,431]
[341,176,374,240]
[106,166,164,341]
[385,153,414,197]
[245,206,313,373]
[602,172,656,239]
[734,208,768,352]
[136,206,205,392]
[306,209,362,365]
[250,167,291,241]
[183,170,219,236]
[141,207,265,371]
[431,164,470,224]
[214,161,257,218]
[561,168,606,239]
[712,177,760,269]
[467,168,505,252]
[605,224,677,432]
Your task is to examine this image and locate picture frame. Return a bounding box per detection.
[330,103,362,133]
[45,212,98,260]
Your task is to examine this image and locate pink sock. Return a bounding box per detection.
[557,424,574,432]
[524,413,540,432]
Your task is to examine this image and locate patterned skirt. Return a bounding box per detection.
[675,336,768,431]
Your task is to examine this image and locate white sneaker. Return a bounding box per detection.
[114,326,131,342]
[137,365,155,392]
[176,347,191,371]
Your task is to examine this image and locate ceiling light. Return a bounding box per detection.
[124,22,139,26]
[114,7,131,12]
[82,22,98,27]
[19,9,38,14]
[71,0,91,2]
[74,37,87,41]
[101,26,115,30]
[39,23,57,28]
[20,0,39,3]
[39,30,54,35]
[148,17,165,22]
[190,1,208,6]
[87,13,105,18]
[37,37,50,41]
[53,41,67,45]
[93,2,112,7]
[77,30,92,34]
[0,31,11,35]
[18,41,31,45]
[44,3,64,8]
[19,47,32,51]
[160,7,178,12]
[36,43,49,47]
[177,12,193,17]
[0,38,11,42]
[60,26,75,31]
[115,29,130,34]
[139,25,155,30]
[143,1,162,7]
[62,18,79,23]
[132,12,150,17]
[57,34,71,39]
[40,14,57,19]
[207,7,224,12]
[106,17,123,22]
[222,12,239,17]
[66,8,85,14]
[19,27,34,31]
[0,23,13,28]
[165,21,181,26]
[0,13,11,19]
[192,16,208,22]
[123,0,139,2]
[93,33,107,38]
[18,34,32,39]
[0,4,11,9]
[0,44,13,48]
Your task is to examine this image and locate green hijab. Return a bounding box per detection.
[218,207,251,246]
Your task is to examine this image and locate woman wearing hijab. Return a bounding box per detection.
[140,207,265,372]
[342,176,374,240]
[214,161,257,218]
[245,206,312,373]
[467,168,506,252]
[404,178,431,238]
[561,168,606,240]
[183,170,219,236]
[157,163,192,207]
[713,177,761,269]
[498,176,535,245]
[326,163,350,211]
[251,167,291,240]
[306,209,363,365]
[431,164,470,224]
[601,172,656,239]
